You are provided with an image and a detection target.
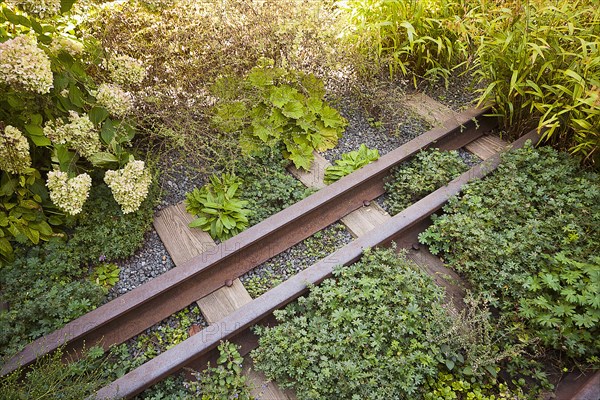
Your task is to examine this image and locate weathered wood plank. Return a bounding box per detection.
[465,135,508,160]
[153,203,216,267]
[406,248,467,311]
[243,358,297,400]
[288,151,331,190]
[196,278,252,325]
[341,202,391,238]
[403,92,456,125]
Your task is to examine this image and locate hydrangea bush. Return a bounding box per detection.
[0,1,151,261]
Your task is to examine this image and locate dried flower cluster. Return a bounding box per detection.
[104,160,151,214]
[50,36,85,56]
[96,83,133,117]
[107,55,146,86]
[46,170,92,215]
[6,0,60,19]
[0,125,32,174]
[0,35,53,94]
[44,111,100,158]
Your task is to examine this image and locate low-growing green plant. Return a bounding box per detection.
[243,272,283,299]
[236,150,313,227]
[211,59,347,170]
[91,262,120,293]
[518,253,600,357]
[185,173,252,241]
[0,238,104,358]
[69,178,159,262]
[384,148,468,214]
[188,341,253,400]
[252,248,515,399]
[0,346,108,399]
[323,144,380,184]
[419,144,600,359]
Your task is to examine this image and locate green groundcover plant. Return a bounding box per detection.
[384,148,468,214]
[420,144,600,359]
[252,247,526,399]
[0,179,157,359]
[324,144,380,184]
[185,173,252,241]
[236,150,313,227]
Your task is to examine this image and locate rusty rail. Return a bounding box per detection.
[94,129,541,399]
[2,106,496,376]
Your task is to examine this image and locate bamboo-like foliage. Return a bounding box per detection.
[337,0,472,84]
[473,0,600,164]
[338,0,600,165]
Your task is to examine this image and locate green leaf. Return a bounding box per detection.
[320,105,345,128]
[89,107,109,125]
[0,237,13,257]
[25,124,52,146]
[101,119,116,144]
[270,86,296,108]
[60,0,76,13]
[88,152,119,168]
[281,100,304,119]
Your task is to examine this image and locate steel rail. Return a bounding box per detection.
[2,106,496,376]
[94,129,541,399]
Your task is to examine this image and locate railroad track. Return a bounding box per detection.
[3,99,597,399]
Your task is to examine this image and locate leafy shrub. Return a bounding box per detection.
[236,150,313,227]
[0,238,104,358]
[211,60,347,170]
[188,341,253,400]
[0,168,57,262]
[473,0,600,164]
[185,173,252,241]
[0,1,152,260]
[0,178,157,358]
[323,144,379,184]
[419,144,600,358]
[384,148,468,214]
[252,248,513,399]
[69,179,158,262]
[518,253,600,357]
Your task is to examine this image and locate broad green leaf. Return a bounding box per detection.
[270,86,296,108]
[88,152,119,168]
[0,237,13,257]
[282,100,304,119]
[89,107,109,125]
[320,105,345,128]
[101,119,116,144]
[61,0,76,13]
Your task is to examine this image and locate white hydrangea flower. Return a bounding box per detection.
[50,36,85,56]
[107,55,146,86]
[0,35,53,94]
[46,170,92,215]
[0,125,32,174]
[6,0,61,19]
[104,160,151,214]
[96,83,133,117]
[44,111,100,158]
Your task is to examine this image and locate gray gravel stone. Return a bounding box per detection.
[240,223,353,293]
